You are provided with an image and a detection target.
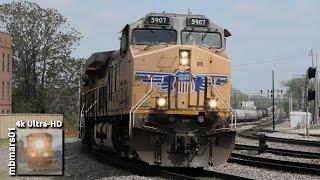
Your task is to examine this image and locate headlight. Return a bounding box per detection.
[34,139,44,149]
[208,99,218,109]
[157,97,167,107]
[30,152,36,157]
[180,50,190,66]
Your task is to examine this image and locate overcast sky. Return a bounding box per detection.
[2,0,320,93]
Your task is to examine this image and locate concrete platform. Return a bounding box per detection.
[265,122,320,141]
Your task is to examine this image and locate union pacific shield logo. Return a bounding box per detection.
[135,70,228,94]
[176,71,190,94]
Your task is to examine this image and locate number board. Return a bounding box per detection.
[145,16,170,26]
[187,18,209,27]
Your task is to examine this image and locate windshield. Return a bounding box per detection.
[132,29,177,44]
[181,31,222,48]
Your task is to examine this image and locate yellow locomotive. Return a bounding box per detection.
[80,13,236,167]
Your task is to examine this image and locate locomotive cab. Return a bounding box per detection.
[80,13,236,167]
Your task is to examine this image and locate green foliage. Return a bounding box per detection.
[0,1,84,126]
[231,87,249,108]
[282,77,305,104]
[249,95,272,109]
[0,139,8,147]
[282,77,317,115]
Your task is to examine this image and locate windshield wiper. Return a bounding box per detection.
[202,32,208,41]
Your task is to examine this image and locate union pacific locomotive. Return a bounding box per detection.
[79,13,236,167]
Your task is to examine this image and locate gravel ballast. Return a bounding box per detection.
[207,162,319,180]
[0,138,158,180]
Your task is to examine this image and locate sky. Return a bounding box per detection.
[2,0,320,93]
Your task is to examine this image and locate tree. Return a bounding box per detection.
[0,1,83,125]
[282,77,305,111]
[231,87,249,109]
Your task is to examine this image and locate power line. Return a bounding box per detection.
[233,55,303,67]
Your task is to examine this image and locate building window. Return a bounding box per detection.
[7,54,9,72]
[7,82,9,100]
[2,53,4,71]
[2,81,4,100]
[2,110,4,114]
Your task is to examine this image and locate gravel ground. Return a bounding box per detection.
[234,150,320,164]
[207,163,320,180]
[0,146,9,178]
[228,118,320,179]
[236,135,320,153]
[236,118,320,153]
[0,138,158,180]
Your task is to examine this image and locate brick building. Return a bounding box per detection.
[0,31,12,114]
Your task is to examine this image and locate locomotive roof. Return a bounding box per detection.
[128,12,229,36]
[86,51,116,71]
[144,12,207,18]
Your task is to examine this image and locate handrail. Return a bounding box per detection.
[84,100,97,113]
[80,103,85,117]
[129,77,154,153]
[79,103,85,129]
[212,86,237,130]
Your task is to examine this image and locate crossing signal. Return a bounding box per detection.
[308,90,315,101]
[308,67,316,79]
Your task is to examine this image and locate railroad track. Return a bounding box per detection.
[82,145,250,179]
[264,135,320,146]
[237,116,320,146]
[235,144,320,159]
[229,152,320,176]
[238,129,320,146]
[160,167,251,180]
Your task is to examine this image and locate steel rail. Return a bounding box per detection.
[84,145,250,180]
[235,144,320,159]
[229,153,320,175]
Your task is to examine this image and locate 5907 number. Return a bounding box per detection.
[187,18,209,27]
[146,16,170,25]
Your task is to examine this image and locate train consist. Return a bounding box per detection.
[235,108,272,122]
[26,133,53,169]
[79,13,236,167]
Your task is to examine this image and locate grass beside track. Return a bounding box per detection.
[0,139,8,147]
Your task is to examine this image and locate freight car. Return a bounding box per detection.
[234,108,271,123]
[26,133,53,169]
[79,13,236,167]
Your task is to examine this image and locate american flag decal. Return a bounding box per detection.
[176,71,190,94]
[135,71,228,94]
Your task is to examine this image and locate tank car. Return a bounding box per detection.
[79,13,236,167]
[235,109,266,122]
[26,133,53,169]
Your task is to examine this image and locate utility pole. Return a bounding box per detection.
[301,87,305,110]
[315,51,318,125]
[290,92,293,112]
[317,51,319,125]
[272,70,275,131]
[305,75,309,137]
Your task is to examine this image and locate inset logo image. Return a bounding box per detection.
[16,129,63,175]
